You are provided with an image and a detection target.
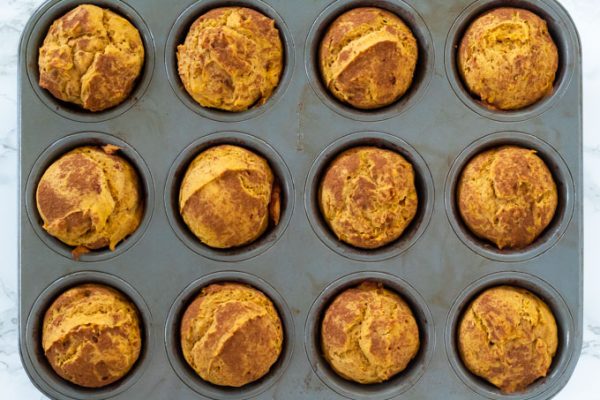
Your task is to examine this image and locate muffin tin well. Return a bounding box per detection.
[19,0,583,399]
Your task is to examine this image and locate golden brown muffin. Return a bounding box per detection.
[179,145,280,249]
[319,7,418,110]
[457,145,557,249]
[458,7,559,110]
[38,4,145,112]
[42,284,142,388]
[177,7,283,112]
[319,146,418,249]
[458,286,558,393]
[36,145,143,255]
[180,283,283,387]
[321,282,419,384]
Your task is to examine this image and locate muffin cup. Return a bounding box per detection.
[445,271,575,399]
[304,131,434,262]
[164,0,294,122]
[304,272,435,400]
[444,131,574,262]
[164,271,294,400]
[24,132,155,262]
[23,271,152,400]
[444,0,579,122]
[23,0,155,123]
[164,131,294,262]
[304,0,434,122]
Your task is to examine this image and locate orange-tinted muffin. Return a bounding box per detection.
[458,286,558,393]
[177,7,283,111]
[38,4,145,111]
[319,146,418,249]
[458,7,558,110]
[319,7,418,109]
[180,283,283,387]
[321,282,420,383]
[457,145,557,249]
[42,284,142,388]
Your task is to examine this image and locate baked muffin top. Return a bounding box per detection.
[319,7,418,109]
[36,145,143,256]
[180,282,283,387]
[42,284,142,388]
[38,4,145,112]
[458,7,558,110]
[177,7,283,112]
[458,286,558,393]
[179,144,280,249]
[321,281,420,384]
[319,146,418,249]
[457,145,557,249]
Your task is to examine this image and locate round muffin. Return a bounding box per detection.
[38,4,145,112]
[458,286,558,393]
[458,7,559,110]
[319,7,418,110]
[180,282,283,387]
[319,146,418,249]
[321,281,420,384]
[179,144,280,249]
[177,7,283,112]
[36,145,143,256]
[457,145,557,249]
[42,284,142,388]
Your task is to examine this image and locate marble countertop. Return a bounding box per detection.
[1,0,598,398]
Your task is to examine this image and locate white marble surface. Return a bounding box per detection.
[1,0,598,398]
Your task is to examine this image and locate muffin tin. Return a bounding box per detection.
[18,0,582,399]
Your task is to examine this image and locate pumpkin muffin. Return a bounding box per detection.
[458,7,559,110]
[38,4,145,112]
[321,281,420,384]
[319,7,418,109]
[42,284,142,388]
[36,145,143,256]
[457,145,557,249]
[180,282,283,387]
[319,146,418,249]
[177,7,283,112]
[179,145,280,249]
[458,286,558,393]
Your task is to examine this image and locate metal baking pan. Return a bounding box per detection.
[18,0,582,398]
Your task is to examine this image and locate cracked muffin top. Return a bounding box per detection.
[458,285,558,393]
[458,7,558,110]
[457,145,557,250]
[38,4,145,112]
[180,282,283,387]
[36,145,143,257]
[319,7,418,110]
[42,284,142,388]
[319,146,418,249]
[321,281,420,384]
[177,7,283,112]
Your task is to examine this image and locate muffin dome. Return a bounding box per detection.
[458,7,559,110]
[38,4,145,112]
[36,145,143,254]
[179,145,280,249]
[180,283,283,387]
[457,145,557,249]
[319,146,418,249]
[42,284,142,388]
[458,286,558,393]
[177,7,283,112]
[319,7,418,109]
[321,282,420,383]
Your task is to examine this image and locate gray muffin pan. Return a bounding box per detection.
[18,0,582,399]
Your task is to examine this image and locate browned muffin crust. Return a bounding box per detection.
[457,145,557,249]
